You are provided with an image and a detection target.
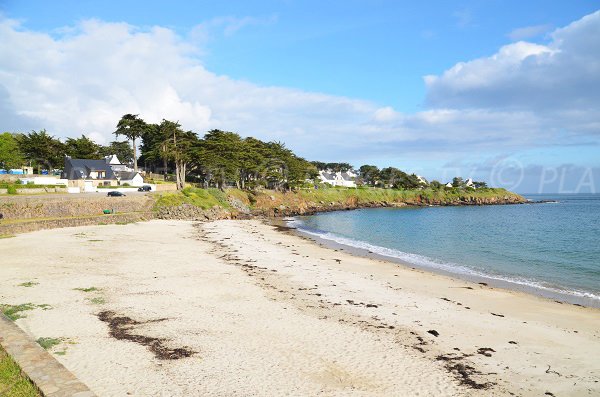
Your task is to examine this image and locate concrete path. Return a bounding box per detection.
[0,314,95,397]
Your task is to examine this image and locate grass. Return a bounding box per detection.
[0,235,16,239]
[35,338,61,351]
[0,344,41,397]
[17,282,38,288]
[73,287,99,293]
[154,187,231,211]
[0,304,36,321]
[87,297,105,305]
[0,304,52,321]
[152,186,524,213]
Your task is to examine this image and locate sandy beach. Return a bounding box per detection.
[0,219,598,396]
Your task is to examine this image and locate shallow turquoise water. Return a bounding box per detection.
[293,194,600,306]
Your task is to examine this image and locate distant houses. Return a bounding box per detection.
[318,170,358,188]
[62,155,144,190]
[0,166,34,175]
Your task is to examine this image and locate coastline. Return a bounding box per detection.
[0,219,598,396]
[280,217,600,308]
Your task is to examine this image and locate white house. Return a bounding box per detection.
[62,155,144,187]
[318,170,357,188]
[119,171,144,186]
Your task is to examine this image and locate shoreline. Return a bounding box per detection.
[0,219,598,396]
[279,217,599,308]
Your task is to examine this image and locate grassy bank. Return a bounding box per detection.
[153,186,526,218]
[0,345,40,397]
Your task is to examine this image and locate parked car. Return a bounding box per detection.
[107,191,126,197]
[137,185,152,192]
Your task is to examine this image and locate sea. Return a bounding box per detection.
[289,194,600,307]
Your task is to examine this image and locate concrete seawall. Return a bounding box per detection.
[0,195,154,220]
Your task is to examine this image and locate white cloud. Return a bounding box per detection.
[424,11,600,120]
[0,11,598,170]
[507,24,552,41]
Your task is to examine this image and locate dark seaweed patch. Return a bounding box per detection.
[97,311,195,360]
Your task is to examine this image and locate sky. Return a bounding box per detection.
[1,0,599,193]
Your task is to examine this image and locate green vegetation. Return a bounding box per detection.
[0,304,36,321]
[0,129,133,174]
[153,185,524,215]
[17,282,38,288]
[35,337,61,351]
[74,287,99,293]
[0,235,16,239]
[0,344,41,397]
[0,133,24,171]
[3,115,515,197]
[154,187,231,210]
[87,297,105,305]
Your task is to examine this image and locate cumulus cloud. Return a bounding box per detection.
[0,17,374,156]
[425,11,600,119]
[0,11,598,173]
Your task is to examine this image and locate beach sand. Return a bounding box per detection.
[0,219,598,396]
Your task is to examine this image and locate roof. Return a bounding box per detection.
[320,171,335,181]
[340,172,355,181]
[64,158,115,180]
[118,171,141,180]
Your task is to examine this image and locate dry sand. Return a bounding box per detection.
[0,219,598,396]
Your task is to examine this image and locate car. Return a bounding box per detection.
[107,191,126,197]
[137,185,152,192]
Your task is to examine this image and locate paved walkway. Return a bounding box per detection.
[0,314,96,397]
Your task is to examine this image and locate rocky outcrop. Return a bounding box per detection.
[251,194,525,217]
[156,204,236,221]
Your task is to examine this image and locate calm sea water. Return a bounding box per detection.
[291,194,600,307]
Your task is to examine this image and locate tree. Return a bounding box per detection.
[139,123,169,176]
[430,180,443,190]
[0,132,24,171]
[65,135,102,159]
[114,114,147,172]
[157,120,198,190]
[325,162,352,172]
[15,129,64,172]
[310,161,327,171]
[473,181,488,189]
[452,177,465,188]
[100,141,134,164]
[196,130,243,189]
[359,165,380,186]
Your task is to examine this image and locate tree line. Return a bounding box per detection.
[1,113,487,190]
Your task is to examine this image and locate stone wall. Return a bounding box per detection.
[0,212,153,236]
[0,195,155,220]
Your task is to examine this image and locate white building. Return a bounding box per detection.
[318,170,357,188]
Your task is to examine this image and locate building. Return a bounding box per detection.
[318,170,357,188]
[62,155,143,188]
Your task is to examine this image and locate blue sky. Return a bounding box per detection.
[1,1,599,192]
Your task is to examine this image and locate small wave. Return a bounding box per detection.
[287,219,600,303]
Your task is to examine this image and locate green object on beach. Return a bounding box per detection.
[103,209,112,214]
